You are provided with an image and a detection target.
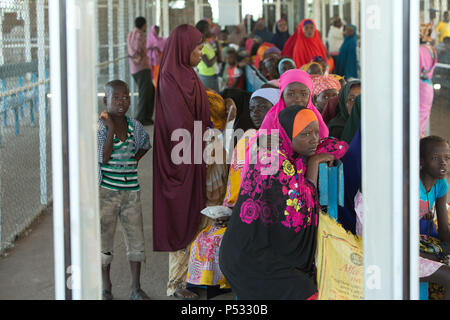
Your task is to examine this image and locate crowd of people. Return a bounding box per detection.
[98,12,449,300]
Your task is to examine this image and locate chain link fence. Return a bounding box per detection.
[0,0,152,253]
[0,0,51,253]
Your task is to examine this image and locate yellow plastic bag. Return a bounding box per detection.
[316,211,364,300]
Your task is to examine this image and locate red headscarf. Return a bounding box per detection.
[153,25,211,251]
[282,19,329,68]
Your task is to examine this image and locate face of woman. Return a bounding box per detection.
[292,121,320,157]
[315,89,339,112]
[278,20,288,32]
[190,43,204,67]
[249,97,273,128]
[346,26,355,37]
[282,82,310,108]
[280,61,295,75]
[303,23,315,38]
[347,84,361,114]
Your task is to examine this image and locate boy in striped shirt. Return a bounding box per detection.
[97,80,151,300]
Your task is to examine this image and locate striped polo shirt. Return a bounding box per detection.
[99,117,140,191]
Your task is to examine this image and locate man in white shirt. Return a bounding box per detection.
[328,17,345,63]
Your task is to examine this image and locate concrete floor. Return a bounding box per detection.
[0,92,448,300]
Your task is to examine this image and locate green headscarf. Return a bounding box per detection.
[327,80,361,139]
[341,94,361,144]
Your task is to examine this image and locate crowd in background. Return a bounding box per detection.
[103,9,450,301]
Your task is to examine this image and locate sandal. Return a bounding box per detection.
[129,288,151,300]
[174,288,200,301]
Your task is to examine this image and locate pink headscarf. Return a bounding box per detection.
[260,69,329,138]
[147,25,167,67]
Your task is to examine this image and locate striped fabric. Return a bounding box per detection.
[98,117,145,191]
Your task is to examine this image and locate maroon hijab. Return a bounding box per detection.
[153,24,211,251]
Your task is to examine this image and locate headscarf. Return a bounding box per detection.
[310,74,342,97]
[146,25,167,67]
[300,61,323,74]
[336,24,359,79]
[341,94,361,143]
[221,88,254,134]
[271,19,291,50]
[207,89,227,132]
[282,19,329,69]
[253,19,274,43]
[264,46,282,58]
[250,88,280,106]
[278,58,297,75]
[153,24,211,251]
[245,38,255,53]
[254,42,275,67]
[279,107,318,140]
[259,69,329,139]
[328,80,361,139]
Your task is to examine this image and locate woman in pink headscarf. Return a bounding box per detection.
[242,69,347,178]
[260,69,328,138]
[147,25,167,87]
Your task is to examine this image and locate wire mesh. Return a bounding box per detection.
[0,0,51,252]
[0,0,156,252]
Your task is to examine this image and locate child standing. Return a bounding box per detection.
[419,136,450,300]
[98,80,152,300]
[224,48,245,90]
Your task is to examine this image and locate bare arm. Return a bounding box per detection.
[135,148,149,163]
[202,54,217,67]
[100,111,115,164]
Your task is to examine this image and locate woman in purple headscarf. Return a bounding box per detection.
[152,24,211,299]
[146,25,166,87]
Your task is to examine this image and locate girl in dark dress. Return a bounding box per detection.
[219,106,334,300]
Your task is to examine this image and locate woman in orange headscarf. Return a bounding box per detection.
[282,19,333,71]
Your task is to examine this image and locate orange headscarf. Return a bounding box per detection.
[253,42,275,67]
[292,109,318,139]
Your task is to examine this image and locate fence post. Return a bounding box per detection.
[118,0,126,81]
[37,0,47,205]
[24,0,32,63]
[108,0,114,81]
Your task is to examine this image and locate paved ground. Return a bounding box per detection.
[0,89,448,300]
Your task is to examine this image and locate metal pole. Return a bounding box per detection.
[49,0,71,300]
[0,10,4,65]
[108,0,114,81]
[276,0,281,22]
[118,0,126,81]
[162,0,169,37]
[37,0,47,205]
[66,0,101,300]
[424,0,430,23]
[361,0,409,300]
[156,0,161,27]
[24,0,32,63]
[128,0,136,117]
